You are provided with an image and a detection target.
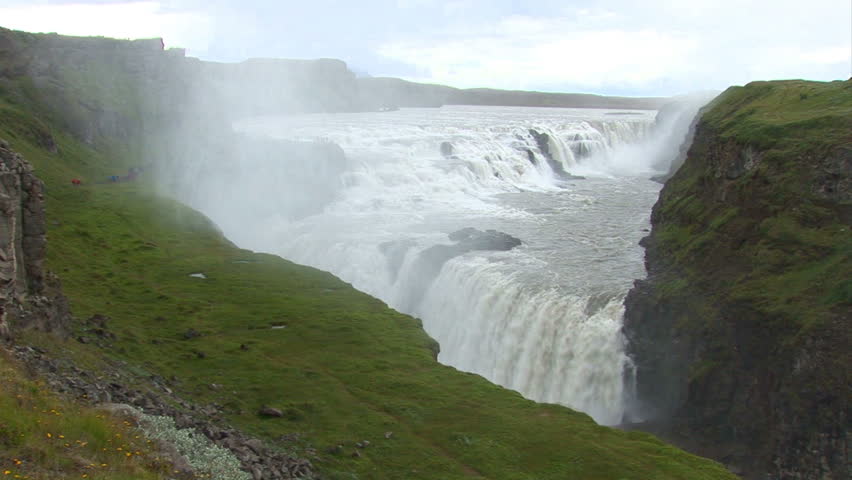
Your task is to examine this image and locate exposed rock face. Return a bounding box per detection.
[387,228,522,313]
[0,27,362,147]
[529,129,570,178]
[623,80,850,479]
[419,228,522,272]
[0,139,70,341]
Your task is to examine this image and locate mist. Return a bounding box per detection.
[141,54,714,425]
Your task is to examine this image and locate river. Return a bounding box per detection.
[181,105,669,425]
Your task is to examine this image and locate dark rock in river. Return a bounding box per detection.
[528,129,564,175]
[528,129,584,180]
[418,228,521,283]
[446,227,522,251]
[391,228,522,313]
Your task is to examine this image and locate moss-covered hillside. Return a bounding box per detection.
[624,80,851,479]
[0,351,184,480]
[0,28,740,480]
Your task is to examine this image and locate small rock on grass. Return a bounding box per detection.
[258,406,284,417]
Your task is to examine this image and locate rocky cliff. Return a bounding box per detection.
[0,139,70,341]
[623,80,851,478]
[0,27,362,146]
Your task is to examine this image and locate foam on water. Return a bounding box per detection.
[180,105,670,425]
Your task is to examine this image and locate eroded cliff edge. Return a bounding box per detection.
[0,139,70,341]
[624,80,851,479]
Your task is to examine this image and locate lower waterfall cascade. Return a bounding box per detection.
[170,105,693,426]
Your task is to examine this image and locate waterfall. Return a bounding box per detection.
[171,106,664,425]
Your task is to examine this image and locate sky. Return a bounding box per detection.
[0,0,849,96]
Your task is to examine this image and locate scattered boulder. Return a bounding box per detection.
[82,314,116,342]
[10,345,313,478]
[182,328,200,340]
[258,406,284,418]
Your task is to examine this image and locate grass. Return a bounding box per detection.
[0,93,736,479]
[0,26,739,478]
[701,79,852,155]
[654,79,851,327]
[0,351,179,480]
[643,79,851,424]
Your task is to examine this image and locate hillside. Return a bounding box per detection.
[0,27,737,480]
[357,76,666,110]
[624,79,851,478]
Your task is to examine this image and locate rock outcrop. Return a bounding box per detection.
[623,80,851,479]
[0,139,70,341]
[420,228,522,269]
[11,344,314,479]
[385,228,522,313]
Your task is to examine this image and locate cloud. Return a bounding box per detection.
[0,0,847,95]
[379,17,697,92]
[376,0,851,95]
[0,1,214,55]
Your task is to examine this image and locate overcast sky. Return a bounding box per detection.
[0,0,849,96]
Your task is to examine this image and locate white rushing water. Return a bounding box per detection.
[179,105,673,425]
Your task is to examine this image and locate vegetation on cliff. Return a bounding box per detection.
[652,79,850,320]
[625,79,850,478]
[0,27,740,480]
[0,352,176,480]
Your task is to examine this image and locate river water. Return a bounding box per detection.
[186,105,669,425]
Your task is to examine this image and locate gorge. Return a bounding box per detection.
[0,26,848,480]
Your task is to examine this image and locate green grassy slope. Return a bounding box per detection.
[653,79,851,324]
[0,352,175,480]
[625,79,850,477]
[0,98,736,479]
